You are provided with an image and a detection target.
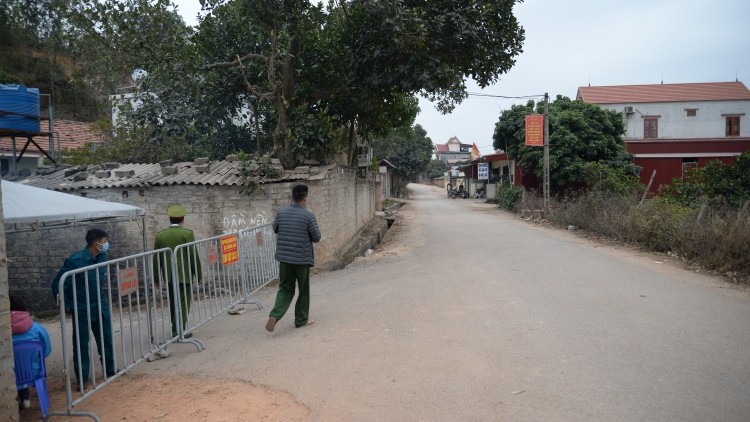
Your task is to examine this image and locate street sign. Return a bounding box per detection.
[525,114,544,146]
[478,163,489,180]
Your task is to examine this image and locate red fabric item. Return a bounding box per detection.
[11,310,33,334]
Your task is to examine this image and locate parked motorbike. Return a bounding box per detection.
[447,185,467,199]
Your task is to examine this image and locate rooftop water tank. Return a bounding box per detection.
[0,84,41,133]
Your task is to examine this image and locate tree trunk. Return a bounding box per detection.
[277,24,301,169]
[347,119,356,167]
[254,98,261,154]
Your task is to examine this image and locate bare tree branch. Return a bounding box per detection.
[235,54,274,102]
[203,52,273,70]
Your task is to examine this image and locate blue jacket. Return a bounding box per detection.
[51,246,109,312]
[13,321,52,378]
[273,203,321,266]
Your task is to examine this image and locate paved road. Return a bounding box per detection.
[156,183,750,421]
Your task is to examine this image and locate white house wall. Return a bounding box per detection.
[601,100,750,139]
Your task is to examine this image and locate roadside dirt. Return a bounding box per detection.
[20,374,309,421]
[349,199,422,266]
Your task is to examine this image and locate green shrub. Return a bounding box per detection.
[0,67,22,84]
[583,161,643,196]
[666,152,750,208]
[627,198,692,251]
[497,183,523,210]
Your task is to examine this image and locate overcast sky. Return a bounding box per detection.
[173,0,750,154]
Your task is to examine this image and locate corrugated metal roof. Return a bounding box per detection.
[17,160,331,191]
[577,81,750,104]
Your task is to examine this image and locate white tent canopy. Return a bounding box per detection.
[2,180,145,231]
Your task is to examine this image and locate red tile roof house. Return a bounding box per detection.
[577,81,750,194]
[435,136,473,166]
[0,119,103,176]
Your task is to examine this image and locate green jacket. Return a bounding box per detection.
[153,225,202,284]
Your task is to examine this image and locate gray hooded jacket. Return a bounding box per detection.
[273,203,321,266]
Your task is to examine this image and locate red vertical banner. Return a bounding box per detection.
[525,114,544,146]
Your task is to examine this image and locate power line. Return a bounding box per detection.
[466,92,544,99]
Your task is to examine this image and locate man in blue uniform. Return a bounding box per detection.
[52,228,116,389]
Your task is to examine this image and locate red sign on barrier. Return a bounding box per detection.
[525,114,544,146]
[221,235,239,266]
[207,244,219,265]
[118,266,139,296]
[256,231,264,246]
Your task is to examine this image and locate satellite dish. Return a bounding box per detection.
[132,68,148,82]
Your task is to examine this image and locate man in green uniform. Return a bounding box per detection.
[153,205,202,339]
[52,228,116,389]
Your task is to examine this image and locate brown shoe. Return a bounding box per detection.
[265,317,277,332]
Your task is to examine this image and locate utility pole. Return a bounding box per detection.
[543,92,550,209]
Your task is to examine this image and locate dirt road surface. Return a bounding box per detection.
[26,183,750,421]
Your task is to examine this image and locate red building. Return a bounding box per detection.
[578,81,750,193]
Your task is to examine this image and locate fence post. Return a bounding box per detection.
[695,203,707,227]
[640,169,657,205]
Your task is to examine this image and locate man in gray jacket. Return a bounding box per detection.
[266,184,322,332]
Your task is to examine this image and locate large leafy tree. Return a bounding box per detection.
[62,0,216,160]
[200,0,525,168]
[425,159,447,180]
[0,0,100,118]
[200,0,330,167]
[51,0,525,167]
[372,124,434,195]
[342,0,524,112]
[64,0,194,97]
[493,96,639,192]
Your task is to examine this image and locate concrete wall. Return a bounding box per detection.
[1,180,19,422]
[602,100,750,139]
[6,166,381,313]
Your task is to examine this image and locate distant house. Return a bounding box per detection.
[0,119,103,176]
[434,136,472,166]
[577,81,750,192]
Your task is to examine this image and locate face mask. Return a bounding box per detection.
[97,241,110,253]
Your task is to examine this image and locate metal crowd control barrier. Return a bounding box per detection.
[48,248,198,422]
[49,224,278,421]
[173,223,278,341]
[238,224,279,305]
